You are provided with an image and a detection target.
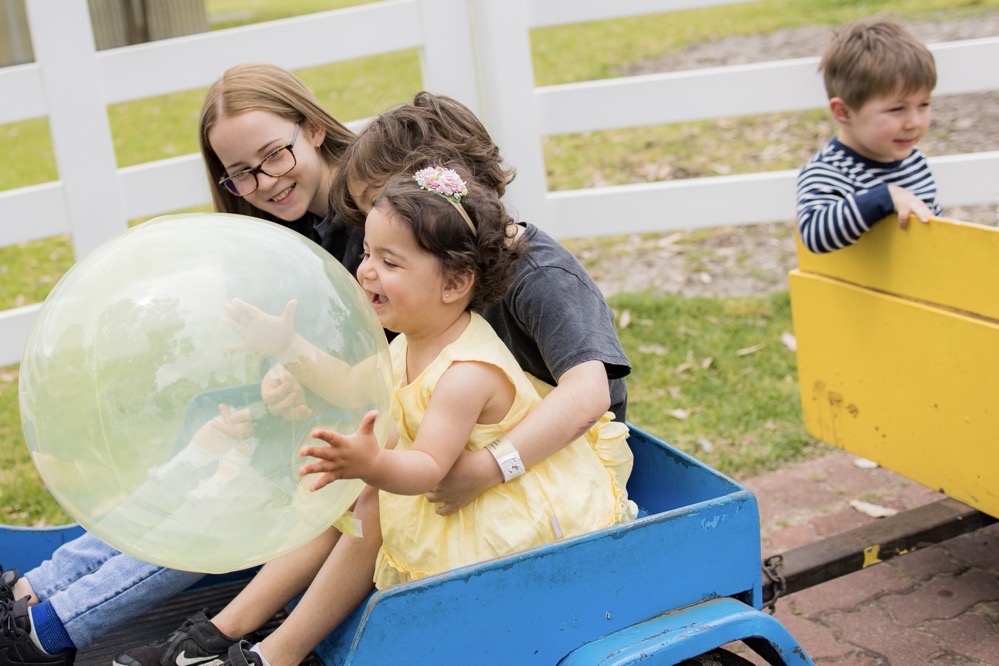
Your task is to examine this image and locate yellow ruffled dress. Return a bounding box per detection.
[374,312,637,589]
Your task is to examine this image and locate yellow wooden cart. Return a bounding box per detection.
[763,215,999,606]
[790,215,999,518]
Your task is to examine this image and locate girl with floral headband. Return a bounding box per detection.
[331,92,632,513]
[207,166,636,664]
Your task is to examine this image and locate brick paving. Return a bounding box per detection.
[730,447,999,665]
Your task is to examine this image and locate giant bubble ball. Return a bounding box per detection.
[19,213,393,573]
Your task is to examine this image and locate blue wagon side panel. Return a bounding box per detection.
[0,524,86,571]
[314,427,764,664]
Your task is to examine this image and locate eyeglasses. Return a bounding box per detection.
[219,124,300,196]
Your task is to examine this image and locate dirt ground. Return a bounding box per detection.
[578,11,999,299]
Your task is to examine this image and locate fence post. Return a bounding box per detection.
[25,0,128,260]
[467,0,549,229]
[417,0,481,116]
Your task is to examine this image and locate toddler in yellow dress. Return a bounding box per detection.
[210,165,636,664]
[302,165,637,586]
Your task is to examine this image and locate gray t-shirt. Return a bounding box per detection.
[482,223,630,422]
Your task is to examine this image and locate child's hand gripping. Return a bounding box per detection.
[300,410,381,491]
[189,403,255,454]
[888,185,932,228]
[261,363,313,420]
[222,298,298,358]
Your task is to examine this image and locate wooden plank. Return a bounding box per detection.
[95,3,423,104]
[789,270,999,518]
[762,498,996,604]
[795,215,999,322]
[0,62,45,123]
[537,58,826,134]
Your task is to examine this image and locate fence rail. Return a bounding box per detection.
[1,0,997,365]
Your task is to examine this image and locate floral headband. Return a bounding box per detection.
[414,166,476,236]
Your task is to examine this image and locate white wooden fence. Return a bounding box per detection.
[1,0,998,366]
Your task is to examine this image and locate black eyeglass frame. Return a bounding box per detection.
[218,124,301,196]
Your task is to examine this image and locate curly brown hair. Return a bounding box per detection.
[374,166,525,312]
[331,91,516,227]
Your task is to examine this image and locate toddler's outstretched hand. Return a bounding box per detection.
[223,298,297,357]
[888,185,932,229]
[300,410,381,491]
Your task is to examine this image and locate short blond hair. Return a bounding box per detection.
[820,19,936,109]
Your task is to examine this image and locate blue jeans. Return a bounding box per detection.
[24,533,204,648]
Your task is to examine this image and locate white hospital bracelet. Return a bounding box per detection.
[485,437,524,483]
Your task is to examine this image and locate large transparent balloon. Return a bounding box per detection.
[19,213,393,573]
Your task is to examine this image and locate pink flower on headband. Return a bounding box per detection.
[414,166,468,203]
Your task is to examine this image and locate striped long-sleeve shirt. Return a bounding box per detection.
[795,138,943,254]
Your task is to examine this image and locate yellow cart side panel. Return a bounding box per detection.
[795,216,999,322]
[788,270,999,518]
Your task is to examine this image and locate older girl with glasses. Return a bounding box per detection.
[199,63,364,276]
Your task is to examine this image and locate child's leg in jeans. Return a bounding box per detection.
[209,526,343,639]
[256,485,381,666]
[52,558,202,648]
[19,532,204,649]
[19,533,119,604]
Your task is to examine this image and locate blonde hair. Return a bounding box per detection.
[199,63,355,222]
[820,19,936,109]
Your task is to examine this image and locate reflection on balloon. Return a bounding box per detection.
[19,213,393,573]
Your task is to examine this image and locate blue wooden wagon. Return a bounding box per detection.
[2,425,811,664]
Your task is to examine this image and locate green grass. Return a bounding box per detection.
[531,0,996,86]
[612,291,820,477]
[543,109,838,191]
[3,0,997,525]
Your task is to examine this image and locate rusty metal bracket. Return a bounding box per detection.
[761,554,786,613]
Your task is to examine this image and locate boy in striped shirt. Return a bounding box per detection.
[796,19,942,254]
